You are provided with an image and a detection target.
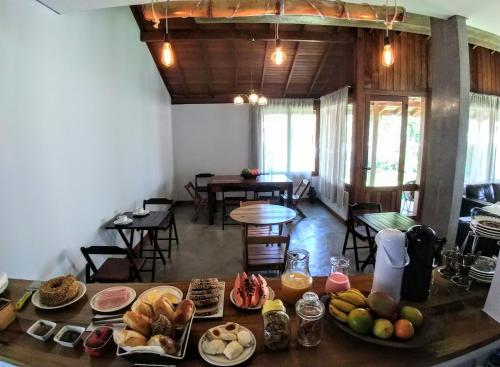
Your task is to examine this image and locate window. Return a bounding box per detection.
[261,102,316,175]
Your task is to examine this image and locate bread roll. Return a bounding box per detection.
[131,299,154,318]
[237,330,253,347]
[151,314,174,337]
[114,329,148,347]
[148,335,179,355]
[223,341,244,360]
[123,311,151,337]
[173,299,195,326]
[202,339,226,355]
[153,295,175,320]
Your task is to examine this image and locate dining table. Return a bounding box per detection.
[206,174,294,225]
[230,204,296,226]
[356,212,420,271]
[105,211,171,281]
[1,274,500,367]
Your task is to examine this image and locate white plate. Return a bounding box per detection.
[198,324,256,367]
[132,210,150,217]
[0,272,8,295]
[31,281,86,310]
[138,285,183,305]
[229,287,275,310]
[470,275,493,284]
[90,286,136,313]
[114,218,133,226]
[187,281,225,319]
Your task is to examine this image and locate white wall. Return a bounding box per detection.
[172,104,250,200]
[0,1,174,279]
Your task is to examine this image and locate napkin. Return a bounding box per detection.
[483,256,500,323]
[482,202,500,217]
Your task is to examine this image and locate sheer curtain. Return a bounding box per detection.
[465,93,500,184]
[249,98,316,179]
[318,87,349,206]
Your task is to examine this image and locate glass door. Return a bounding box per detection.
[361,96,425,215]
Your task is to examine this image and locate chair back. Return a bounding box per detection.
[80,245,137,280]
[143,198,175,211]
[195,173,214,191]
[348,202,382,226]
[240,200,269,207]
[294,178,311,200]
[185,181,204,203]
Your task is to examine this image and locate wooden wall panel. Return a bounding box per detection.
[470,45,500,95]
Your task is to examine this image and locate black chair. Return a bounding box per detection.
[195,173,215,194]
[80,246,145,283]
[253,185,280,203]
[342,202,382,271]
[222,186,248,230]
[140,198,179,259]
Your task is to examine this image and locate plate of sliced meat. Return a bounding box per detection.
[90,286,136,313]
[187,278,225,318]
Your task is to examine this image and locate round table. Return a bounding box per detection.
[230,204,296,225]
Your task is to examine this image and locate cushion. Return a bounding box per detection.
[465,183,495,203]
[492,183,500,202]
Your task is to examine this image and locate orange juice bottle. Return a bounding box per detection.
[280,250,313,305]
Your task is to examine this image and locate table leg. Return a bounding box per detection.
[208,190,215,225]
[361,229,377,271]
[286,182,293,208]
[117,229,134,254]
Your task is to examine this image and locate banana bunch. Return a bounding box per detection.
[328,288,368,323]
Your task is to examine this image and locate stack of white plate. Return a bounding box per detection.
[470,256,497,284]
[470,215,500,239]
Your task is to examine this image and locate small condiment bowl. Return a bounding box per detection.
[53,325,86,348]
[27,320,57,341]
[83,326,115,357]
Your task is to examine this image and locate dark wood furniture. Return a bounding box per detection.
[140,198,179,259]
[105,211,170,282]
[195,173,214,194]
[342,202,381,271]
[356,211,420,271]
[3,274,500,367]
[80,246,144,283]
[222,187,248,230]
[243,228,290,273]
[184,181,208,221]
[207,174,294,225]
[280,178,311,218]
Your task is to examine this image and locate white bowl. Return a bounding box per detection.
[53,325,86,348]
[27,320,57,341]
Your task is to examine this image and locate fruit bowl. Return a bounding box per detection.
[322,295,438,349]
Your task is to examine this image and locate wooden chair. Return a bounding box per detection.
[243,225,290,273]
[80,246,145,283]
[280,178,311,218]
[185,181,208,221]
[195,173,214,194]
[342,202,382,271]
[222,186,248,230]
[253,185,280,203]
[139,198,179,259]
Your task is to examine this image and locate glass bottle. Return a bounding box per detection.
[262,299,290,350]
[296,292,325,347]
[280,249,313,305]
[324,256,351,294]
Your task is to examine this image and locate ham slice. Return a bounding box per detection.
[95,287,131,310]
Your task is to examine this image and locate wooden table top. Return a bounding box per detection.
[208,174,293,185]
[357,212,420,233]
[1,274,499,367]
[230,204,297,225]
[104,211,170,230]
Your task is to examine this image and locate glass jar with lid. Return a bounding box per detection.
[262,299,290,350]
[295,292,325,347]
[280,249,313,305]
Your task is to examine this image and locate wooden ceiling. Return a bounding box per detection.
[131,6,355,104]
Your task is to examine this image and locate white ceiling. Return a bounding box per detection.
[37,0,500,36]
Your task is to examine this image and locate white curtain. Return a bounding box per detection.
[250,98,315,179]
[465,93,500,184]
[318,87,349,206]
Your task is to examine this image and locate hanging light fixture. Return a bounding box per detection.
[161,1,175,67]
[234,40,268,105]
[271,24,287,65]
[382,0,395,67]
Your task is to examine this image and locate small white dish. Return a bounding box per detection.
[53,325,85,347]
[31,281,87,310]
[0,272,8,295]
[114,218,133,226]
[138,285,183,305]
[27,320,57,341]
[132,209,150,217]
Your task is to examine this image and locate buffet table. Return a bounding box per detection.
[1,275,499,367]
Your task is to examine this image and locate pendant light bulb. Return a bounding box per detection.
[257,96,268,106]
[162,41,175,67]
[382,36,394,67]
[248,91,259,105]
[271,39,286,65]
[234,95,244,105]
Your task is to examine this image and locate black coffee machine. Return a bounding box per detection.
[401,225,437,302]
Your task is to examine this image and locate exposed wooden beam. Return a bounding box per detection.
[198,41,214,97]
[261,41,270,92]
[141,29,354,43]
[308,43,333,96]
[283,42,302,97]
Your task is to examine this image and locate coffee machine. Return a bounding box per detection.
[401,225,437,302]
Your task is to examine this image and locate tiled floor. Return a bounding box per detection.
[151,201,373,282]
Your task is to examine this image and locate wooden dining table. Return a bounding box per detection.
[230,204,296,226]
[356,212,420,271]
[207,174,294,225]
[1,274,500,367]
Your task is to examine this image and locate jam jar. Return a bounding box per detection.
[262,299,290,350]
[295,292,325,347]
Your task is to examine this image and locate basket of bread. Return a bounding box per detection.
[113,291,195,366]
